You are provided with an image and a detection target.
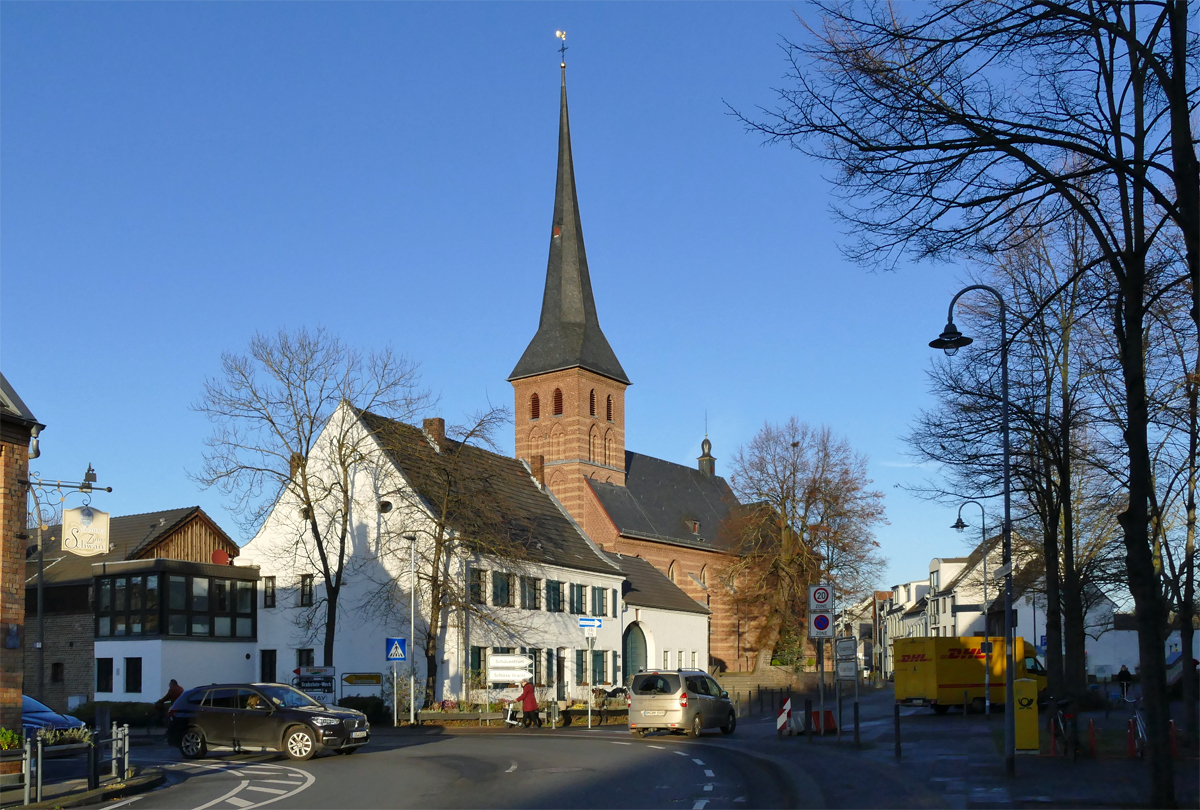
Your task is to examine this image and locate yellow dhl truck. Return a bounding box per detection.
[893,636,1047,713]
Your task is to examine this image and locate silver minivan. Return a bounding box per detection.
[627,670,736,737]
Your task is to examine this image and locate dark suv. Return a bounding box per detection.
[167,683,369,761]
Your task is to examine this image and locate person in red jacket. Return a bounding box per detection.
[519,679,541,728]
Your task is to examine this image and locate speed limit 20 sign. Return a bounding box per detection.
[808,584,833,612]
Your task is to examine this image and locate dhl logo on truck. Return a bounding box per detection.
[939,647,985,660]
[898,654,929,663]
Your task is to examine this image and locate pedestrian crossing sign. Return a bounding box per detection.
[386,637,407,661]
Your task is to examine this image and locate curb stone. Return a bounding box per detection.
[19,768,165,809]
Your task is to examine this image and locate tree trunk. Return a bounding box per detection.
[323,589,337,667]
[1116,253,1176,807]
[423,636,439,711]
[1041,454,1066,702]
[1060,459,1088,699]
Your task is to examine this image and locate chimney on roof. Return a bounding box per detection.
[530,454,545,487]
[423,417,445,452]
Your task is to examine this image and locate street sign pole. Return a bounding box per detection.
[818,640,824,736]
[393,662,398,727]
[587,633,596,730]
[410,539,416,728]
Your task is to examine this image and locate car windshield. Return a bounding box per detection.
[22,696,52,713]
[256,684,323,709]
[632,673,681,695]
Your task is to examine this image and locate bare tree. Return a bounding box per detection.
[354,407,540,709]
[193,327,428,666]
[724,419,887,671]
[737,3,1196,797]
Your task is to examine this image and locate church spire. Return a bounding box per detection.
[508,59,630,385]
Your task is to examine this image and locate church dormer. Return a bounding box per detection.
[509,62,629,517]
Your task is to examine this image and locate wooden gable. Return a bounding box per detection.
[136,510,239,563]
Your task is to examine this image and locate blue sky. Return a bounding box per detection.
[2,2,987,589]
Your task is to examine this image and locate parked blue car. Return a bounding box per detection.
[22,696,86,736]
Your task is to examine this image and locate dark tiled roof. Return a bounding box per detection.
[1,372,42,428]
[27,506,229,587]
[508,70,629,386]
[588,451,740,552]
[603,552,709,616]
[360,412,619,576]
[904,596,928,616]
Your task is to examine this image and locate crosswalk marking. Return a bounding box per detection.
[692,758,705,765]
[705,770,715,778]
[693,801,709,810]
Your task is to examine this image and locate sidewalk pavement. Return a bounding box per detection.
[722,682,1198,809]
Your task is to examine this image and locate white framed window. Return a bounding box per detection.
[663,650,669,669]
[678,650,684,669]
[691,651,698,669]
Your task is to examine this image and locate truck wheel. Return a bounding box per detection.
[971,698,986,714]
[933,705,950,715]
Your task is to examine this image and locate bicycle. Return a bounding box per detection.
[1052,698,1079,760]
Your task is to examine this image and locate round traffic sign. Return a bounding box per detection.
[813,586,830,605]
[813,614,830,631]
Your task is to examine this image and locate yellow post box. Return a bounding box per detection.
[1014,678,1040,753]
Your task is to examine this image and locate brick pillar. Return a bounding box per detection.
[0,438,28,731]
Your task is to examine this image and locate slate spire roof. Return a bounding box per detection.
[509,67,630,385]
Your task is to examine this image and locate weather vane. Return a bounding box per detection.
[556,30,567,68]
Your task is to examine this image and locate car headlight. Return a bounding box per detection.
[311,717,340,727]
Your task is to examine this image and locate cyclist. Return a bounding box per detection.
[1116,665,1133,700]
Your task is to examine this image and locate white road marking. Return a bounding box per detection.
[703,784,714,792]
[612,741,632,745]
[674,751,688,756]
[259,779,304,785]
[734,797,747,803]
[225,798,254,808]
[704,769,715,778]
[104,797,146,809]
[693,801,709,810]
[648,744,665,750]
[191,780,250,810]
[506,761,518,773]
[692,758,705,765]
[245,786,288,795]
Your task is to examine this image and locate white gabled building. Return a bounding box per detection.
[238,405,708,707]
[880,579,930,679]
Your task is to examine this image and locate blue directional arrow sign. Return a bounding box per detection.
[578,617,602,628]
[385,637,407,661]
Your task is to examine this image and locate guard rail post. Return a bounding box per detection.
[893,703,901,759]
[111,722,119,778]
[87,738,99,791]
[35,734,43,803]
[22,737,31,806]
[122,724,131,779]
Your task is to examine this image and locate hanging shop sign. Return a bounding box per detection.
[61,505,110,557]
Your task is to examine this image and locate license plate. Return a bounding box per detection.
[642,710,665,716]
[351,730,368,738]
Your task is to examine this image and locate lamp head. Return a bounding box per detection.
[81,463,97,493]
[950,516,969,532]
[929,322,973,356]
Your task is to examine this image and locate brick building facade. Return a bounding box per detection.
[507,69,758,673]
[1,374,42,732]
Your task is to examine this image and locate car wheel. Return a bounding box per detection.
[180,728,207,759]
[933,705,950,715]
[721,712,736,734]
[284,727,316,761]
[688,715,703,738]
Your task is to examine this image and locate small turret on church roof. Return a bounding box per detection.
[508,65,630,386]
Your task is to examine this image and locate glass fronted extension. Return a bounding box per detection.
[94,562,258,641]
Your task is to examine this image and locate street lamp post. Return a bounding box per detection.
[930,284,1015,777]
[952,501,989,719]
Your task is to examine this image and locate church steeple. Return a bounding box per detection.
[508,65,630,386]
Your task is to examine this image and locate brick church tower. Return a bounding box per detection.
[509,65,630,520]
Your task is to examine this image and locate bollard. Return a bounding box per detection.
[88,739,100,791]
[758,686,763,715]
[1088,719,1096,758]
[964,691,969,721]
[805,698,813,742]
[853,701,860,749]
[36,734,43,802]
[1049,713,1058,757]
[894,702,901,759]
[1169,720,1177,759]
[23,738,31,806]
[123,724,131,779]
[111,722,119,778]
[1127,718,1136,758]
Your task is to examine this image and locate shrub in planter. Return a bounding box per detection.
[40,728,93,747]
[337,696,387,723]
[0,728,21,750]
